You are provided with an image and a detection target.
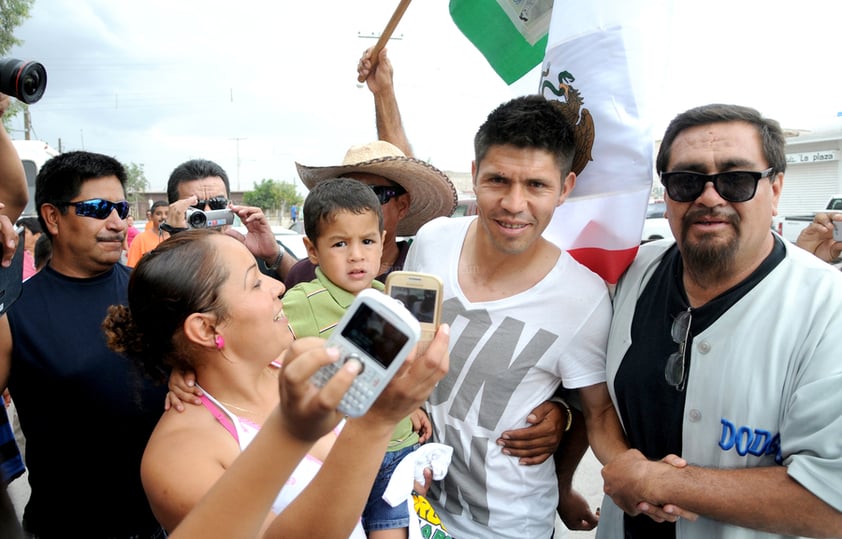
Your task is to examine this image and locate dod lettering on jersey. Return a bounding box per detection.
[719,418,783,464]
[433,297,558,430]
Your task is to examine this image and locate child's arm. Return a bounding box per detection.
[410,408,431,443]
[165,368,203,411]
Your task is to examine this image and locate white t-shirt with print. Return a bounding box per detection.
[405,216,611,539]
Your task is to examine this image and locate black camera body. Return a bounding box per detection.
[0,58,47,104]
[185,208,235,229]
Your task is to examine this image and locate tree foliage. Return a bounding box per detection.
[124,162,150,205]
[1,0,36,130]
[1,100,24,131]
[0,0,34,55]
[243,178,303,212]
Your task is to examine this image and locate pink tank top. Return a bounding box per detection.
[197,387,366,538]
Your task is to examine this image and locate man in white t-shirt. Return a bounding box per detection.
[405,96,629,538]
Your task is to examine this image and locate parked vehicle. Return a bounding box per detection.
[232,225,307,261]
[642,199,673,243]
[772,195,842,242]
[11,140,60,217]
[452,196,477,217]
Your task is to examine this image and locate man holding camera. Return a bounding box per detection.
[164,158,296,279]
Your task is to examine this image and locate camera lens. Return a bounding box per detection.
[0,58,47,104]
[187,210,207,228]
[23,70,41,95]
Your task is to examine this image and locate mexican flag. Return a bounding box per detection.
[449,0,552,84]
[452,0,666,283]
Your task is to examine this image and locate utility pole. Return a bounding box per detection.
[230,137,246,191]
[23,106,31,140]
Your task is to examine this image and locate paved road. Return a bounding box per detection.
[561,449,602,539]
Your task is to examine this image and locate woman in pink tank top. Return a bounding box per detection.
[103,230,450,538]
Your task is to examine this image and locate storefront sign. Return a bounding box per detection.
[786,150,838,165]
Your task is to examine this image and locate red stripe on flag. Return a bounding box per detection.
[568,245,640,284]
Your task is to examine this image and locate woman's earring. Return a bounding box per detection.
[214,335,225,350]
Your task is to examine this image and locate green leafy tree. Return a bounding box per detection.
[243,178,282,210]
[124,162,150,215]
[276,181,303,210]
[244,178,303,212]
[1,0,36,130]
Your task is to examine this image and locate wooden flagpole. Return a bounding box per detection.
[357,0,413,82]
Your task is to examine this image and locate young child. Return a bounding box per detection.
[282,178,420,539]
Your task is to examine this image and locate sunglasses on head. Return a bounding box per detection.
[192,196,229,211]
[660,168,773,203]
[62,198,130,220]
[369,185,406,205]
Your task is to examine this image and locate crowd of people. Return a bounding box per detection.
[0,45,840,539]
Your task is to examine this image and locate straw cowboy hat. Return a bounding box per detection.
[296,141,457,236]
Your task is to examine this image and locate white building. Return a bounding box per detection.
[779,121,842,215]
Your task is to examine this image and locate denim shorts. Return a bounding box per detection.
[361,443,420,532]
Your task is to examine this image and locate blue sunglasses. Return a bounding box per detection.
[62,198,131,220]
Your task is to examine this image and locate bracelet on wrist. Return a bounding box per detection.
[550,397,573,432]
[264,248,284,271]
[160,222,189,235]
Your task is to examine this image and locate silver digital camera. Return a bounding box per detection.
[185,208,235,229]
[312,289,421,417]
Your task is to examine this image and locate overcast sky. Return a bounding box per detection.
[7,0,841,193]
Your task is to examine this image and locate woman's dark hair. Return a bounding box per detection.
[103,229,230,383]
[15,217,41,235]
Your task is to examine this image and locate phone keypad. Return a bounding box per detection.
[341,380,376,417]
[311,355,384,417]
[311,360,340,387]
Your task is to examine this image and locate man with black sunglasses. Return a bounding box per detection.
[597,104,842,538]
[164,158,297,280]
[0,151,168,538]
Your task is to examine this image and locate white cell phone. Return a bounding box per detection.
[385,271,443,344]
[312,288,420,417]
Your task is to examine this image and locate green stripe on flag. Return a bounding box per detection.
[450,0,549,85]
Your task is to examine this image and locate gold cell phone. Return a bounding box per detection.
[385,271,443,344]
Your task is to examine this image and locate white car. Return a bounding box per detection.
[232,225,308,261]
[642,200,673,243]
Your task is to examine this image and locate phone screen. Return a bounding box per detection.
[341,302,409,367]
[389,286,438,323]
